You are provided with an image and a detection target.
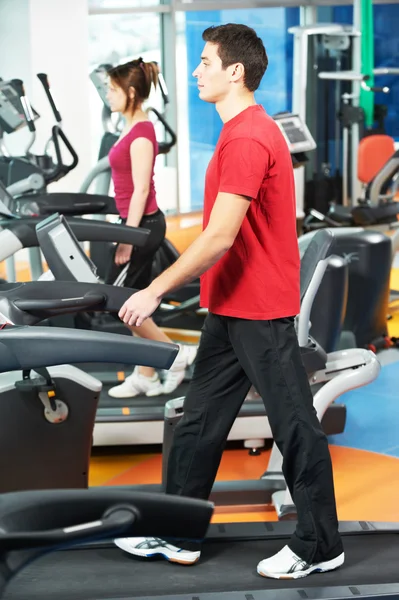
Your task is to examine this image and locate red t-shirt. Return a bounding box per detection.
[200,105,300,320]
[109,121,159,219]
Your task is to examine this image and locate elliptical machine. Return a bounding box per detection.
[0,76,78,197]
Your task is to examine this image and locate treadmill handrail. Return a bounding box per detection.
[0,326,179,373]
[0,282,196,326]
[367,150,399,206]
[0,218,150,255]
[16,191,118,216]
[14,294,107,313]
[0,488,213,550]
[79,156,111,194]
[297,229,335,348]
[0,488,212,596]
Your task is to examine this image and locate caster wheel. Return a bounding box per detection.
[249,448,261,456]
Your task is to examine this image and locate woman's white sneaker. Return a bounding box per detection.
[257,545,345,579]
[162,344,198,394]
[114,537,201,565]
[108,367,164,398]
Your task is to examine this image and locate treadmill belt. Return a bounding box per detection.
[4,534,398,599]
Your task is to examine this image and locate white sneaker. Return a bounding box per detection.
[108,367,164,399]
[162,344,198,395]
[114,537,201,565]
[257,545,345,579]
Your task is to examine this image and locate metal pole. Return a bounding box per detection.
[161,0,180,213]
[351,0,362,206]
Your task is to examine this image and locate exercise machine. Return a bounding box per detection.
[30,214,349,447]
[0,77,78,195]
[4,519,399,600]
[0,229,375,491]
[0,276,344,453]
[0,287,396,600]
[0,318,178,492]
[289,22,399,221]
[160,228,380,517]
[304,134,399,230]
[301,227,395,351]
[0,180,146,283]
[0,488,212,599]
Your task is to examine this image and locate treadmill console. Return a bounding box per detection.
[273,112,316,154]
[36,213,99,283]
[0,80,39,134]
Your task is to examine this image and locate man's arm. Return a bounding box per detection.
[118,192,250,325]
[119,135,267,326]
[149,192,250,300]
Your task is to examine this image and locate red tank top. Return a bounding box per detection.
[109,121,159,218]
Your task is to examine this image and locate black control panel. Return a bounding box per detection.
[0,80,39,134]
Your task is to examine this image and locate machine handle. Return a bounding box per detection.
[40,201,109,215]
[37,73,62,123]
[14,293,106,313]
[0,326,179,372]
[152,62,169,107]
[361,75,390,94]
[11,79,36,133]
[45,125,79,183]
[147,107,176,154]
[0,505,136,551]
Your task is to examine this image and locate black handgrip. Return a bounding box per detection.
[40,201,108,216]
[37,73,62,123]
[14,293,106,313]
[0,504,137,551]
[361,75,390,94]
[148,107,177,154]
[370,85,390,93]
[11,79,36,133]
[45,125,79,183]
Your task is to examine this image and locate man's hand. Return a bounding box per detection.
[115,243,133,266]
[119,287,161,327]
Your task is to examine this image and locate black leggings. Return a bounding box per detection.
[105,209,166,290]
[166,312,343,564]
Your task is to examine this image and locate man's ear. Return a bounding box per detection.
[229,63,245,83]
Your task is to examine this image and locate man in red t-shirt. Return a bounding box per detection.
[115,23,344,579]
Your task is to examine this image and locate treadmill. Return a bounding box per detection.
[0,220,371,463]
[37,214,350,447]
[0,330,396,600]
[0,476,397,600]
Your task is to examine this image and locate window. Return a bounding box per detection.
[89,0,161,9]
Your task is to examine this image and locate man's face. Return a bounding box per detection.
[193,42,231,104]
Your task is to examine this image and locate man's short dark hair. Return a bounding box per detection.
[202,23,268,92]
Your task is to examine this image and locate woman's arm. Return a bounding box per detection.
[126,137,154,228]
[115,136,155,265]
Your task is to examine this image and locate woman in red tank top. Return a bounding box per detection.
[104,59,197,399]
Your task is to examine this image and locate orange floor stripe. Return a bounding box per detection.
[89,445,399,523]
